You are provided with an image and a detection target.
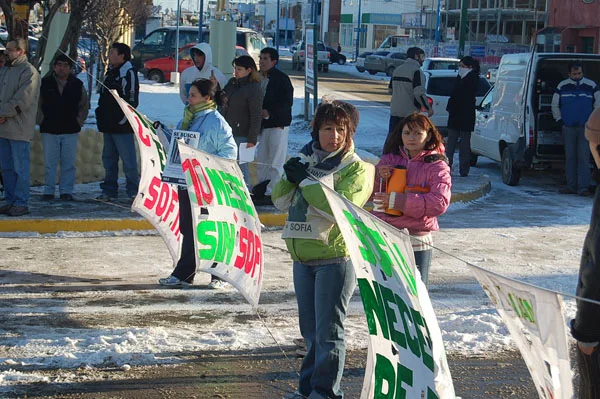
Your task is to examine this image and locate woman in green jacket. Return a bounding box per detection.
[272,101,374,399]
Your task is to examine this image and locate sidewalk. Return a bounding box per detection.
[0,170,490,233]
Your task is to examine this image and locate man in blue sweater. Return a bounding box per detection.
[552,62,600,197]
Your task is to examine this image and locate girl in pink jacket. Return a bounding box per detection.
[371,113,452,285]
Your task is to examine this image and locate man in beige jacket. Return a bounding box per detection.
[0,38,41,216]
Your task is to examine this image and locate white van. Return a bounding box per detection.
[471,52,600,185]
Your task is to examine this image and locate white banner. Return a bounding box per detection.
[178,141,263,308]
[321,183,456,399]
[468,265,574,399]
[110,90,181,266]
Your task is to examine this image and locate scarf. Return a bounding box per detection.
[299,140,348,172]
[181,100,216,130]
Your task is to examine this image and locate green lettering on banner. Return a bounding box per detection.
[216,222,236,263]
[197,220,217,259]
[383,285,421,358]
[427,387,440,399]
[357,278,390,339]
[395,362,414,399]
[507,293,536,324]
[344,211,376,264]
[380,282,407,349]
[374,354,395,398]
[206,168,231,207]
[222,171,254,216]
[130,107,167,170]
[390,243,417,296]
[410,308,434,372]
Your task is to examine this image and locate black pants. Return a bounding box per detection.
[577,346,600,399]
[446,129,472,177]
[171,188,220,284]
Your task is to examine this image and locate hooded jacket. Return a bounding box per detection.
[0,54,40,142]
[371,147,451,235]
[179,43,227,104]
[175,108,237,160]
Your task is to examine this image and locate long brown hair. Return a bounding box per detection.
[311,101,357,154]
[382,113,443,155]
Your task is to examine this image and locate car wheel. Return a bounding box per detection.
[501,147,521,186]
[469,153,478,167]
[356,67,365,73]
[368,70,377,75]
[386,66,395,77]
[148,70,164,83]
[338,58,346,65]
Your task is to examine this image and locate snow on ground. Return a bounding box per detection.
[0,72,593,389]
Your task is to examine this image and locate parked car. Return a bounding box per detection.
[143,44,249,83]
[291,40,330,72]
[369,51,407,76]
[471,52,600,185]
[355,51,373,73]
[132,26,267,70]
[325,46,346,65]
[421,57,460,71]
[485,68,498,83]
[422,70,491,136]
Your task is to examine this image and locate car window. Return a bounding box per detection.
[250,34,266,51]
[477,77,492,96]
[429,61,459,70]
[236,32,246,48]
[144,31,167,46]
[179,47,192,60]
[317,43,326,51]
[390,53,406,59]
[479,87,494,110]
[427,77,456,96]
[179,31,197,46]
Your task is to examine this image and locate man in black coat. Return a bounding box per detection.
[572,106,600,399]
[253,47,294,205]
[95,42,140,202]
[446,56,480,177]
[38,54,89,201]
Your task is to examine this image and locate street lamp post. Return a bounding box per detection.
[276,0,280,50]
[198,0,204,42]
[175,0,182,73]
[354,0,362,61]
[435,0,441,43]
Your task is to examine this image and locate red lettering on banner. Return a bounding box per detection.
[132,114,151,147]
[234,226,262,283]
[142,176,181,241]
[144,176,161,209]
[181,158,214,205]
[156,182,170,217]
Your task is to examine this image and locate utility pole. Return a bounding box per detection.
[458,0,468,58]
[435,0,441,43]
[276,0,280,50]
[354,0,362,61]
[198,0,204,42]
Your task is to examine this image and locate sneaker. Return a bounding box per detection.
[293,337,306,348]
[579,190,594,197]
[6,206,29,217]
[0,204,12,214]
[158,275,191,287]
[59,194,74,201]
[207,279,228,289]
[559,187,577,194]
[295,348,307,358]
[283,391,308,399]
[96,193,115,202]
[41,194,54,201]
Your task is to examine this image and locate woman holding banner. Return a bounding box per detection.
[271,101,374,399]
[371,113,451,286]
[159,79,237,289]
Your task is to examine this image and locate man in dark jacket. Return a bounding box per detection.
[445,56,480,177]
[254,47,293,204]
[39,54,89,201]
[95,42,140,201]
[572,106,600,399]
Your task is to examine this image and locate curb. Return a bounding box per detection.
[0,176,491,233]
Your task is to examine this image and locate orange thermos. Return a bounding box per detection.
[385,166,407,215]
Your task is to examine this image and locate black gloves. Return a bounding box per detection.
[284,157,309,184]
[557,119,564,127]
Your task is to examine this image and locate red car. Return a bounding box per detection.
[143,44,249,83]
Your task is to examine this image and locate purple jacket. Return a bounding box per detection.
[371,148,451,235]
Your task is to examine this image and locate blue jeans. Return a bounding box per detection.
[0,138,30,207]
[414,249,433,286]
[100,133,139,197]
[293,259,356,399]
[563,126,591,193]
[42,133,78,195]
[233,136,251,189]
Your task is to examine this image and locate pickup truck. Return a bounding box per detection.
[291,40,330,72]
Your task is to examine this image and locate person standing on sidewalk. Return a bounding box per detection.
[0,38,41,217]
[179,43,226,105]
[571,106,600,398]
[95,42,140,202]
[159,79,237,290]
[38,54,89,201]
[387,46,432,135]
[221,55,263,188]
[445,56,480,177]
[272,102,374,399]
[552,62,600,197]
[253,47,293,205]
